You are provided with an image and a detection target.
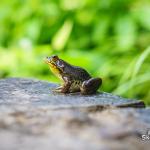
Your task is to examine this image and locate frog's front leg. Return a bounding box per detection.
[80,78,102,95]
[53,77,72,93]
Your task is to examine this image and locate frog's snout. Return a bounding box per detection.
[46,56,50,61]
[44,57,51,64]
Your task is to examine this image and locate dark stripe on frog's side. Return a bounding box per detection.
[58,59,91,81]
[69,80,82,92]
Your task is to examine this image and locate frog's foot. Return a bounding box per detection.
[52,86,63,93]
[80,78,102,95]
[52,84,71,93]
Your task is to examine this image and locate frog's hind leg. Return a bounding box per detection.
[80,78,102,95]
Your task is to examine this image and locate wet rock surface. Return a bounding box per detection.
[0,78,149,150]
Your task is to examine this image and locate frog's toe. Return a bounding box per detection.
[52,87,70,94]
[55,86,63,90]
[52,88,62,93]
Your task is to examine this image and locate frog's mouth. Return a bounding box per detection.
[45,60,54,65]
[44,58,57,68]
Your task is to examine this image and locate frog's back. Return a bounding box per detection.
[70,66,91,81]
[61,60,91,81]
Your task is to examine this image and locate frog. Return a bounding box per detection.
[45,55,102,95]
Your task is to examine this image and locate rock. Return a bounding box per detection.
[0,78,145,111]
[0,108,150,150]
[0,78,149,150]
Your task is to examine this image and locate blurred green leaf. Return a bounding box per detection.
[133,3,150,30]
[114,15,137,51]
[52,19,73,50]
[132,47,150,78]
[92,16,109,44]
[113,72,150,95]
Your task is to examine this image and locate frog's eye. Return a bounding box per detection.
[51,55,59,62]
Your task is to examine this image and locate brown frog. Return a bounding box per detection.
[45,55,102,94]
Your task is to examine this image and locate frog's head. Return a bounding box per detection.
[45,55,64,76]
[45,55,59,66]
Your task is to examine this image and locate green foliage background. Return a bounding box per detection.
[0,0,150,104]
